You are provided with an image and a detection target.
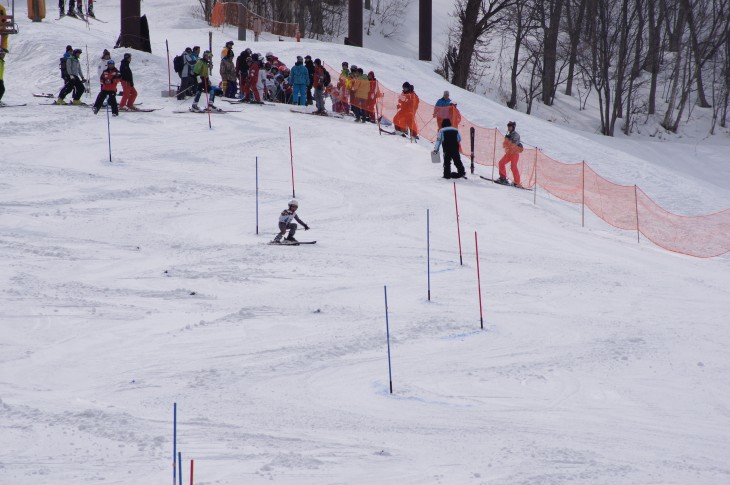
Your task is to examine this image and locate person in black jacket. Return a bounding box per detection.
[119,53,138,111]
[304,55,314,106]
[433,118,466,179]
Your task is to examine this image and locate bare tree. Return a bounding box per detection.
[444,0,517,89]
[563,0,588,96]
[534,0,564,105]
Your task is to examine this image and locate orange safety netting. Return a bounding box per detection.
[211,2,298,38]
[323,63,730,258]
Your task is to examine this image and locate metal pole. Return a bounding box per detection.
[491,129,497,180]
[634,185,640,243]
[453,182,463,265]
[172,403,177,485]
[475,231,484,329]
[427,209,431,301]
[384,285,393,394]
[255,156,259,234]
[289,127,296,198]
[582,161,585,227]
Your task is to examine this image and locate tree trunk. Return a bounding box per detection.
[450,0,481,88]
[645,0,662,114]
[541,0,564,105]
[507,7,524,108]
[565,0,587,96]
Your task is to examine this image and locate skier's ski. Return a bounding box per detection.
[225,99,275,106]
[479,175,532,190]
[290,109,343,119]
[173,109,229,114]
[41,102,89,106]
[268,240,317,246]
[0,103,28,108]
[32,93,56,98]
[119,108,162,112]
[379,128,397,135]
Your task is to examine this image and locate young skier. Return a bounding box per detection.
[191,51,221,111]
[92,60,121,115]
[496,121,523,188]
[56,48,86,104]
[272,199,310,244]
[433,118,466,179]
[119,53,138,111]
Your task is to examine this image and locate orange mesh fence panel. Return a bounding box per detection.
[211,2,298,37]
[535,151,583,204]
[636,188,730,258]
[584,164,638,231]
[322,64,728,257]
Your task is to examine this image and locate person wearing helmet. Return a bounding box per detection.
[56,48,86,105]
[92,59,121,115]
[392,82,420,139]
[496,121,523,187]
[221,40,234,60]
[191,51,222,111]
[433,90,460,130]
[273,199,310,244]
[433,118,466,179]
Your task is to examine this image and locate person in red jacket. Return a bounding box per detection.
[242,54,261,103]
[92,60,121,115]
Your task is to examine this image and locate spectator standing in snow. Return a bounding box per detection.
[221,40,234,60]
[92,60,121,115]
[59,45,73,90]
[312,58,329,115]
[119,53,138,111]
[97,49,113,78]
[393,82,419,138]
[273,199,310,244]
[220,50,237,98]
[289,56,308,106]
[496,121,523,188]
[433,119,466,179]
[304,55,314,105]
[177,47,197,100]
[433,91,460,129]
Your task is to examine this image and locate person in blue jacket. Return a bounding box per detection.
[433,118,466,179]
[288,56,309,106]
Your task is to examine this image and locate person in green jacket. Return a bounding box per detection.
[0,48,6,106]
[191,51,222,111]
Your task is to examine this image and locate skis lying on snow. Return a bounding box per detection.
[41,102,89,106]
[119,108,162,112]
[33,93,56,98]
[290,109,343,119]
[479,175,533,191]
[268,240,317,246]
[172,108,241,114]
[223,98,276,106]
[0,103,27,108]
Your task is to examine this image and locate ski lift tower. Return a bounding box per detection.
[0,0,20,52]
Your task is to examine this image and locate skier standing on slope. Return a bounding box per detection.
[191,51,221,111]
[496,121,523,188]
[119,53,138,111]
[92,60,121,115]
[433,118,466,179]
[56,48,86,105]
[273,199,310,244]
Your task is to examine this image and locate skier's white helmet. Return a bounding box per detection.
[288,199,299,207]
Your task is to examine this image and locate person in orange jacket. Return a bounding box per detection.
[92,60,121,115]
[393,82,419,138]
[365,70,381,123]
[496,121,523,187]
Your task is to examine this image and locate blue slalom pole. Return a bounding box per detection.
[172,403,177,485]
[178,451,182,485]
[427,209,431,301]
[255,156,259,235]
[106,101,112,162]
[384,285,393,394]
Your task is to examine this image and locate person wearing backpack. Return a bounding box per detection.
[496,121,523,188]
[433,119,466,179]
[56,48,86,105]
[177,47,197,100]
[58,45,73,90]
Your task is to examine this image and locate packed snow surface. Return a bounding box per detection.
[1,1,729,484]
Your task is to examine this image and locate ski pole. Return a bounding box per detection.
[106,101,112,162]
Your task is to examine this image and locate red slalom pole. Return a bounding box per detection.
[190,459,194,485]
[453,182,463,265]
[475,231,484,329]
[289,126,296,198]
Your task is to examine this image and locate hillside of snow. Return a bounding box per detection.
[1,1,729,484]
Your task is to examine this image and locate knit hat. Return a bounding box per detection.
[443,90,449,97]
[102,49,110,57]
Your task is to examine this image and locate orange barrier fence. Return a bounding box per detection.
[324,63,729,258]
[211,2,298,38]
